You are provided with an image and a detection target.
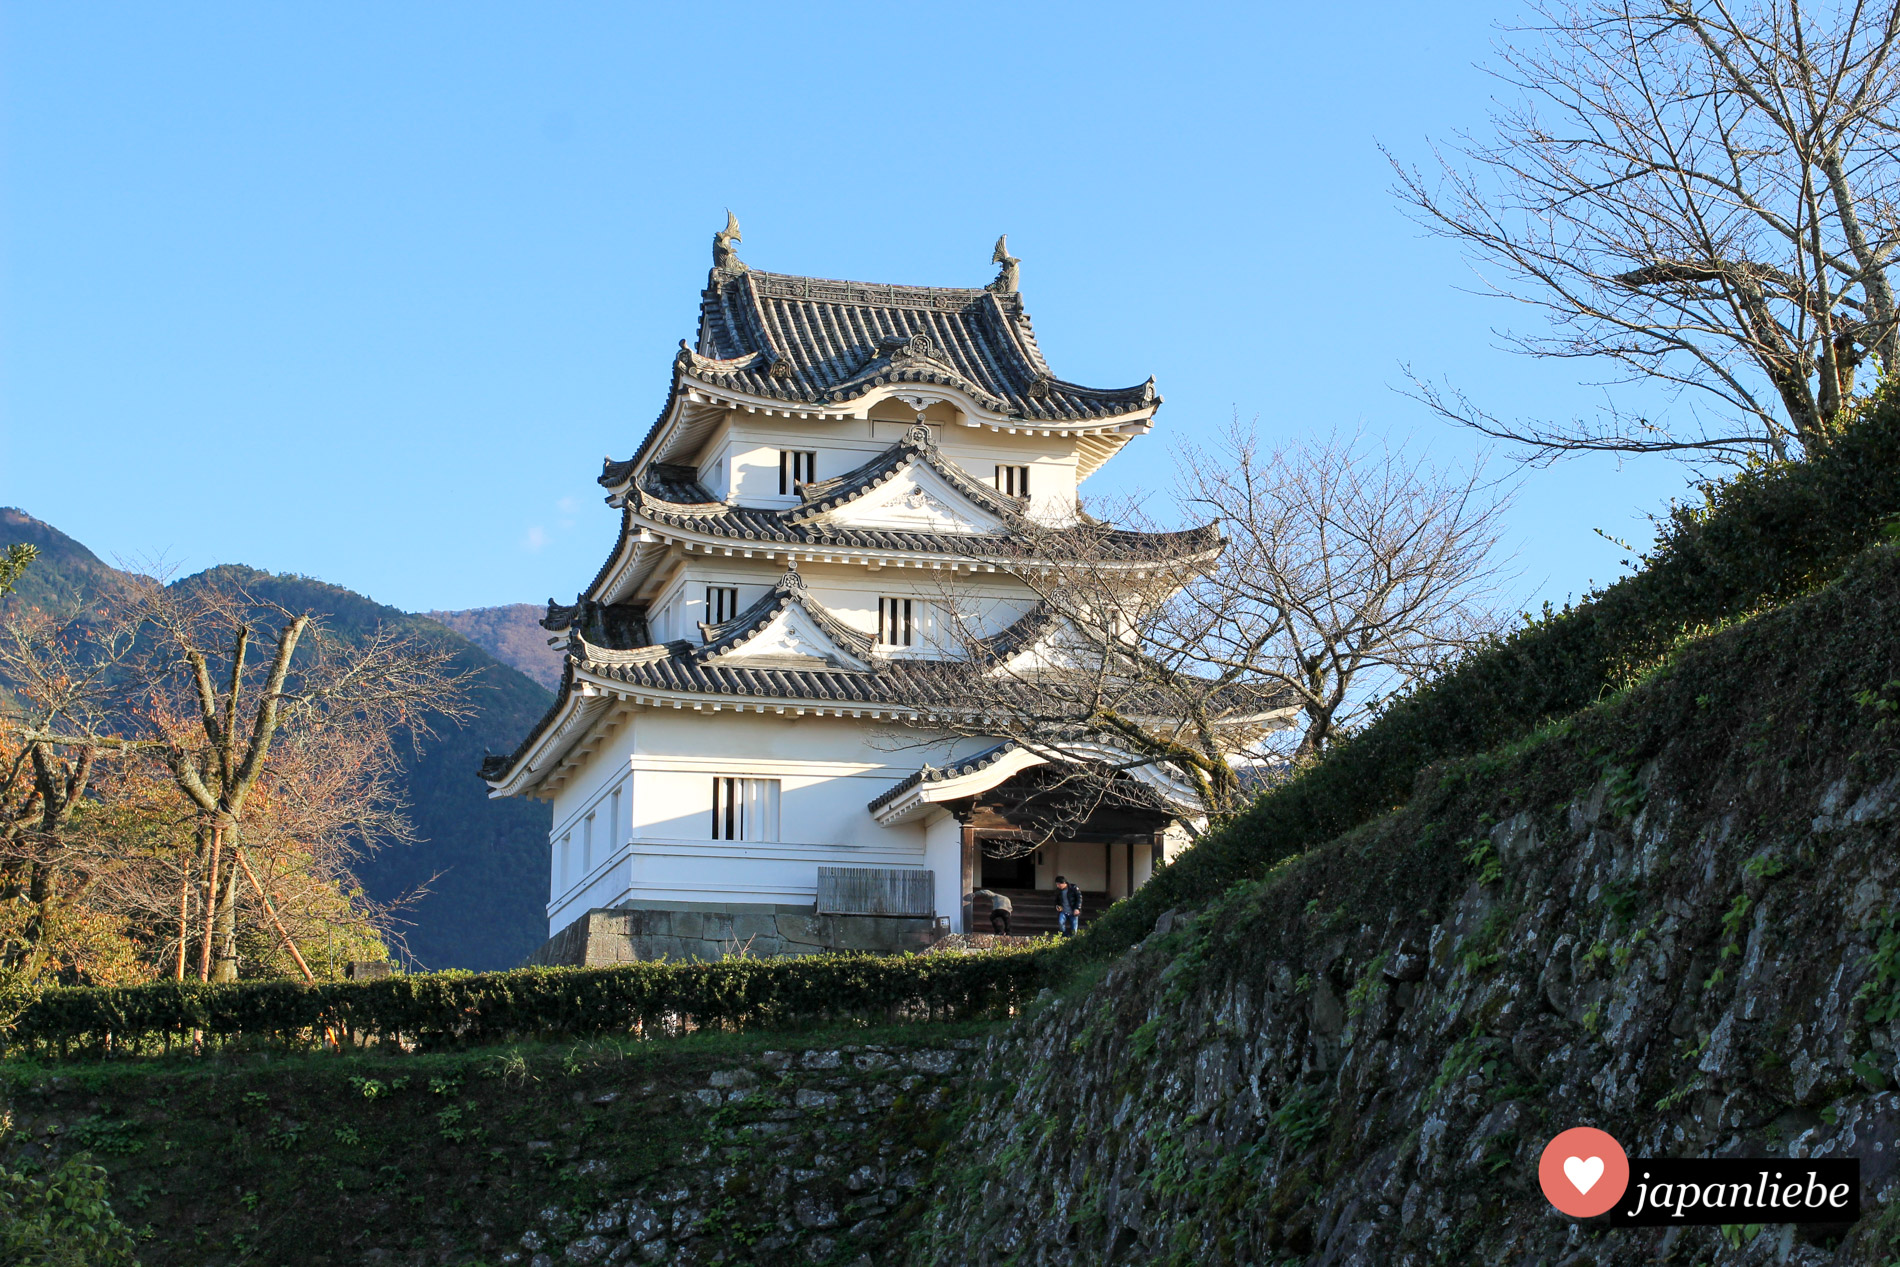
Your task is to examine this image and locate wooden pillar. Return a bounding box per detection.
[960,823,978,934]
[1125,840,1134,898]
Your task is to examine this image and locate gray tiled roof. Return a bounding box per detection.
[689,268,1158,422]
[611,427,1220,562]
[478,580,1058,785]
[862,740,1177,818]
[864,741,1022,813]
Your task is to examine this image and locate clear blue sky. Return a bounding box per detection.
[1,1,1690,615]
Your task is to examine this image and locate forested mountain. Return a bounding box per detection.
[423,603,563,691]
[0,509,553,971]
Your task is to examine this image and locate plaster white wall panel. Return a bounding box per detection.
[540,707,987,932]
[923,810,965,930]
[1051,841,1109,891]
[549,855,633,933]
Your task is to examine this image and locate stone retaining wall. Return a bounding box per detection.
[498,1039,974,1266]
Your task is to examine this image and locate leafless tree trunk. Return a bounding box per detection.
[1393,0,1900,465]
[122,578,474,981]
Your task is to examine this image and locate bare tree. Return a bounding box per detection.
[909,423,1507,833]
[916,528,1295,827]
[1171,423,1511,762]
[1394,0,1900,465]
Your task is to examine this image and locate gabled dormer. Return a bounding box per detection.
[786,424,1022,536]
[696,568,873,671]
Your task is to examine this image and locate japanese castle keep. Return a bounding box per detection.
[483,221,1275,964]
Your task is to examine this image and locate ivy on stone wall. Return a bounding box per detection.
[5,950,1044,1059]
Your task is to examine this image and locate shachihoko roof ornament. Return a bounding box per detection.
[987,235,1020,294]
[712,210,745,274]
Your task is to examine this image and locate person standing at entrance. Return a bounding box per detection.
[1054,876,1083,937]
[972,888,1012,934]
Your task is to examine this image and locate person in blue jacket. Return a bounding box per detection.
[1054,876,1083,937]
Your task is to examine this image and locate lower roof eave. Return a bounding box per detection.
[868,738,1207,828]
[608,516,1220,578]
[483,688,614,800]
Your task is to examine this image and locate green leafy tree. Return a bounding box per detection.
[0,543,36,597]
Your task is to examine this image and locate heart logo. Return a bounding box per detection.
[1539,1128,1628,1217]
[1564,1155,1605,1194]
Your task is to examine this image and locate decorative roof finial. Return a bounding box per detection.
[777,559,806,594]
[713,210,746,274]
[987,234,1020,294]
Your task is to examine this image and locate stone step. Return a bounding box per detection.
[974,888,1108,934]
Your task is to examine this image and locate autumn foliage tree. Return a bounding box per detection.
[1,566,472,987]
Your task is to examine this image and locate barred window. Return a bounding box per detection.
[706,585,739,625]
[878,596,914,647]
[996,464,1030,497]
[780,450,817,495]
[712,777,780,842]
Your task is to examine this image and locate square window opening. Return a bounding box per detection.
[712,777,781,842]
[780,450,817,495]
[879,597,915,647]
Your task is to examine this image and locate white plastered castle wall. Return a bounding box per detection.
[544,707,988,936]
[697,413,1082,523]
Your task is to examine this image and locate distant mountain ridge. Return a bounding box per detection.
[0,508,554,971]
[425,603,564,691]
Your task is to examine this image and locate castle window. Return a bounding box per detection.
[780,450,817,495]
[706,585,739,625]
[996,465,1030,497]
[878,597,915,647]
[582,811,595,873]
[712,777,780,842]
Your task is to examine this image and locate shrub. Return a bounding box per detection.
[0,1153,140,1266]
[3,948,1045,1059]
[1073,388,1900,962]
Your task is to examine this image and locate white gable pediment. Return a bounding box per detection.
[708,603,870,670]
[997,625,1082,677]
[820,462,1005,535]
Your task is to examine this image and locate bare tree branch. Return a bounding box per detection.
[1393,0,1900,465]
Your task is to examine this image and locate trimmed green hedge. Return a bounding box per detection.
[1075,392,1900,962]
[5,950,1045,1059]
